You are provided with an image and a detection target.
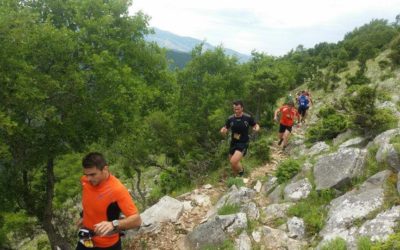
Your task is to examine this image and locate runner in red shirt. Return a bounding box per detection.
[274,98,300,150]
[76,152,141,249]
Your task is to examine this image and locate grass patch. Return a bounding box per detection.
[351,144,386,188]
[275,158,301,184]
[218,203,241,215]
[226,177,244,188]
[203,238,235,250]
[287,189,336,236]
[357,236,373,250]
[390,135,400,155]
[370,232,400,249]
[383,173,400,209]
[320,237,347,250]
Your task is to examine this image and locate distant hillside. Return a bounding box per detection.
[146,27,251,67]
[165,50,192,69]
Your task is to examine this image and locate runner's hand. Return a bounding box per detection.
[94,221,114,236]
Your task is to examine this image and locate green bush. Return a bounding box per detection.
[287,189,336,236]
[218,203,240,215]
[226,177,244,188]
[346,68,370,86]
[371,232,400,249]
[346,86,397,136]
[275,159,301,184]
[251,137,271,163]
[159,167,190,194]
[390,135,400,155]
[378,60,391,70]
[306,112,348,143]
[388,35,400,66]
[357,236,372,250]
[320,237,347,250]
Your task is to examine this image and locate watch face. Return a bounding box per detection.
[112,220,119,227]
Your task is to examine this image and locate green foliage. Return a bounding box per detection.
[343,19,397,60]
[250,136,272,163]
[218,203,241,215]
[275,159,301,184]
[390,135,400,154]
[203,239,235,250]
[226,177,245,188]
[378,60,391,70]
[362,145,386,179]
[0,211,37,247]
[388,35,400,66]
[383,173,400,209]
[370,232,400,249]
[287,189,336,236]
[306,106,348,143]
[320,237,347,250]
[346,86,397,136]
[159,167,190,194]
[357,236,372,250]
[53,153,82,208]
[345,68,371,86]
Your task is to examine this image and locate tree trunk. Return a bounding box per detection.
[42,158,72,250]
[133,166,146,208]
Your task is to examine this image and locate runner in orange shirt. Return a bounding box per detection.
[76,152,141,249]
[274,98,300,150]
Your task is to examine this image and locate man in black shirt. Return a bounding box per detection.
[220,100,260,176]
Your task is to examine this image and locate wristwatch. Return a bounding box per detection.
[112,220,119,230]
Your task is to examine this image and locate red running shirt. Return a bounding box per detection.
[81,175,139,247]
[279,105,299,126]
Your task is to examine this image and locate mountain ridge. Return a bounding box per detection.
[146,27,251,63]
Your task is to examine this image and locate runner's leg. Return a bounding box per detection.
[230,150,244,175]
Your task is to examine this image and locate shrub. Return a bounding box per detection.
[218,203,240,215]
[390,135,400,155]
[388,35,400,66]
[275,159,301,184]
[345,68,370,86]
[159,168,190,194]
[346,86,397,137]
[287,189,336,236]
[251,136,271,163]
[226,177,244,188]
[371,232,400,249]
[320,237,347,250]
[357,236,372,250]
[306,112,348,143]
[378,59,391,70]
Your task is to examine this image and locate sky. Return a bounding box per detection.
[129,0,400,56]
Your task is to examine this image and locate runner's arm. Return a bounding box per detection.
[273,108,280,121]
[116,213,142,230]
[253,123,260,132]
[220,126,228,135]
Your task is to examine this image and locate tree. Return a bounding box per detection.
[0,0,173,249]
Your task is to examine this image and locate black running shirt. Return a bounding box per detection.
[225,113,256,143]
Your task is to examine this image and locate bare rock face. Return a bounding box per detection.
[284,178,312,202]
[140,196,184,226]
[186,213,248,249]
[261,226,307,250]
[308,141,330,156]
[287,217,306,239]
[314,147,367,190]
[319,170,392,248]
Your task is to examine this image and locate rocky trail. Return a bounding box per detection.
[127,127,300,250]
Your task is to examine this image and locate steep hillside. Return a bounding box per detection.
[125,49,400,249]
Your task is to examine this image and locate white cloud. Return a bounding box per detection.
[130,0,400,55]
